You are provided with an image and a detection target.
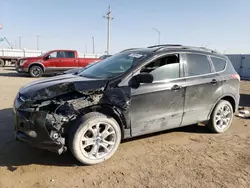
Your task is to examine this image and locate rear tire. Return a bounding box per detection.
[69,112,121,165]
[207,100,233,133]
[29,65,43,77]
[0,59,5,67]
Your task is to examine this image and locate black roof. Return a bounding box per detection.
[120,44,226,58]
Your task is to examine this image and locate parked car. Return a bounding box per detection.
[15,49,101,77]
[55,54,111,76]
[13,44,240,165]
[55,61,97,75]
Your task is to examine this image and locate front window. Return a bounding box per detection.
[49,52,58,58]
[140,54,180,81]
[78,51,150,79]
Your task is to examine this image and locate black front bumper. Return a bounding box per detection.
[13,97,64,154]
[15,130,63,153]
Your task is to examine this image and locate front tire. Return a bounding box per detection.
[69,112,121,165]
[29,65,43,77]
[207,100,233,133]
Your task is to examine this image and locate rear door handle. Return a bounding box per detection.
[171,85,182,91]
[211,79,217,85]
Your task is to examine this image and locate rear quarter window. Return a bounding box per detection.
[210,57,226,72]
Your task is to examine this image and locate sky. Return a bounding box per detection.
[0,0,249,54]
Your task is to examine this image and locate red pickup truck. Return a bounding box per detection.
[16,49,101,77]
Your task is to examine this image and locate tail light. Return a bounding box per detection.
[232,74,240,81]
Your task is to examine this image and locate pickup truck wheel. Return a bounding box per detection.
[29,65,43,77]
[69,112,121,165]
[207,100,233,133]
[0,59,5,67]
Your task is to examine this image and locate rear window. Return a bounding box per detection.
[210,57,226,72]
[185,54,211,76]
[64,51,75,58]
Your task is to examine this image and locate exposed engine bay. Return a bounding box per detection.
[16,81,131,154]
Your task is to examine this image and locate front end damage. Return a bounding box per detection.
[13,80,131,154]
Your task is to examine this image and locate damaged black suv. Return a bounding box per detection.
[13,44,240,165]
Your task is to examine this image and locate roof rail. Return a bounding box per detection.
[153,44,219,54]
[199,47,219,54]
[147,44,183,48]
[119,48,140,53]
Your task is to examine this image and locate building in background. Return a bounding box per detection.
[226,54,250,79]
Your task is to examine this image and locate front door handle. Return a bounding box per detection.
[211,79,217,85]
[171,85,182,91]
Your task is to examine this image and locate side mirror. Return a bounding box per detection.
[129,72,153,89]
[44,55,51,60]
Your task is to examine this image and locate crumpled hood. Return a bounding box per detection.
[19,74,108,100]
[63,68,83,74]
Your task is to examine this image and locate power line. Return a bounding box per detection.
[103,6,114,55]
[3,37,13,49]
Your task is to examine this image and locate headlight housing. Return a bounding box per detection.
[19,60,28,66]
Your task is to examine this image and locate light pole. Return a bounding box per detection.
[19,36,22,49]
[153,28,160,45]
[103,6,114,55]
[92,37,95,54]
[36,35,40,50]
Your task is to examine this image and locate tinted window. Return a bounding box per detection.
[64,51,75,58]
[140,54,180,81]
[186,54,211,76]
[211,57,226,72]
[56,51,64,58]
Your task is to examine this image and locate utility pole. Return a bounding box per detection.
[36,35,39,50]
[85,43,88,54]
[103,6,114,55]
[92,37,95,54]
[153,28,160,45]
[14,40,17,48]
[19,36,22,49]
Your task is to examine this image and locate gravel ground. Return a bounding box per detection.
[0,67,250,188]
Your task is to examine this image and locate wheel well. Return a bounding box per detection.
[221,96,236,112]
[29,64,44,72]
[82,104,126,139]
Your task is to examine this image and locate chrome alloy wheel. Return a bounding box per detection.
[215,104,233,130]
[79,122,116,160]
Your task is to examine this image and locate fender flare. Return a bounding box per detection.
[207,93,237,119]
[28,62,46,72]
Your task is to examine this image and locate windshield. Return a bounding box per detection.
[78,51,150,79]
